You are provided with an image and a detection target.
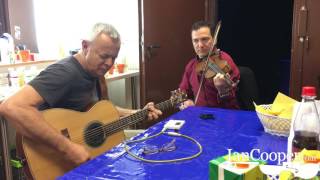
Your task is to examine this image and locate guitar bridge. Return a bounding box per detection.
[61,128,70,139]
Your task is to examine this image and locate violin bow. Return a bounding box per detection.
[211,21,221,52]
[202,21,222,72]
[205,21,235,85]
[195,21,237,104]
[195,21,222,104]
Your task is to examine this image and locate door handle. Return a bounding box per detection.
[147,44,161,49]
[146,44,161,59]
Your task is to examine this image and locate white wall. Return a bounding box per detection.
[32,0,141,110]
[33,0,140,70]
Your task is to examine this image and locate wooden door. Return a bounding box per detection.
[0,0,9,34]
[139,0,215,107]
[290,0,320,99]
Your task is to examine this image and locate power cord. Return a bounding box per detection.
[124,128,203,163]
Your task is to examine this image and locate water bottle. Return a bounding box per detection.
[8,68,19,89]
[0,35,9,64]
[288,86,320,161]
[0,33,15,64]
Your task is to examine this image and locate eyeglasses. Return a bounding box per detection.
[141,138,176,155]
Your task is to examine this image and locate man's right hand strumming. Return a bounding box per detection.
[62,141,91,166]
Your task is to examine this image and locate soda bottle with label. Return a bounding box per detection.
[290,86,320,161]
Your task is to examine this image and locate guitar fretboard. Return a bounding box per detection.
[103,99,173,136]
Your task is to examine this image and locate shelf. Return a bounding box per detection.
[105,70,139,82]
[0,69,140,102]
[0,60,56,68]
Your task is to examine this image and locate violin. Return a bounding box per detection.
[194,21,235,86]
[195,50,234,85]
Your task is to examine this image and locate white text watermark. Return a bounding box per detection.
[227,149,317,165]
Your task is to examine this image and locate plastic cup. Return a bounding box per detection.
[19,50,30,62]
[117,64,125,73]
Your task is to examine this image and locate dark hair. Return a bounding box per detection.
[191,21,216,36]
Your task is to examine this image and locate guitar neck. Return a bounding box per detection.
[103,99,174,136]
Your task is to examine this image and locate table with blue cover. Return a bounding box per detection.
[58,107,288,180]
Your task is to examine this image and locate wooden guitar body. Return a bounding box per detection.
[18,90,186,179]
[22,100,124,180]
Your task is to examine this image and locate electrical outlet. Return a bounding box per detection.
[164,120,185,130]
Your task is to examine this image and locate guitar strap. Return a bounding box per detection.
[97,77,109,100]
[85,77,109,110]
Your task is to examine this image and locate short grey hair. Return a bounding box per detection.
[88,23,121,42]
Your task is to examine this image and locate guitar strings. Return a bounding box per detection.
[70,109,147,144]
[100,100,171,136]
[71,100,171,144]
[70,100,173,144]
[71,110,147,144]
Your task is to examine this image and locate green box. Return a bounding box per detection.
[209,155,266,180]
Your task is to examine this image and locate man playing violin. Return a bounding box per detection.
[179,20,240,109]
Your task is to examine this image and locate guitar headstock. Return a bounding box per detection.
[170,89,187,106]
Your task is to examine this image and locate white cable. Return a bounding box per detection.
[124,130,202,163]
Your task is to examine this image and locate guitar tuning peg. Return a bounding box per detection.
[170,90,174,96]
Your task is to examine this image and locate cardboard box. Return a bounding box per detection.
[209,155,266,180]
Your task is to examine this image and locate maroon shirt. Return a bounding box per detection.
[179,51,240,109]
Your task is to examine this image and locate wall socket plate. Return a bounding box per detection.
[164,120,185,130]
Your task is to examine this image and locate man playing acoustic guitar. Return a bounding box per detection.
[0,23,162,169]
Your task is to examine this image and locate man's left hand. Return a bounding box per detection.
[143,102,162,120]
[213,73,232,93]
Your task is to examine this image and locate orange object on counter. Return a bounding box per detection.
[19,50,30,62]
[117,63,125,73]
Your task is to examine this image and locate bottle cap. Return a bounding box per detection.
[302,86,316,96]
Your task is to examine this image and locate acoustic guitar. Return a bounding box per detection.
[19,90,186,180]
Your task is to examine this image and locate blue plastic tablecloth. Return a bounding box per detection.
[58,106,287,180]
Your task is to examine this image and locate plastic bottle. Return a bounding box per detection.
[2,33,15,64]
[288,86,320,162]
[17,67,25,87]
[8,68,19,89]
[0,34,10,64]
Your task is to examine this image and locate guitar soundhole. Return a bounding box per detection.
[84,122,106,148]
